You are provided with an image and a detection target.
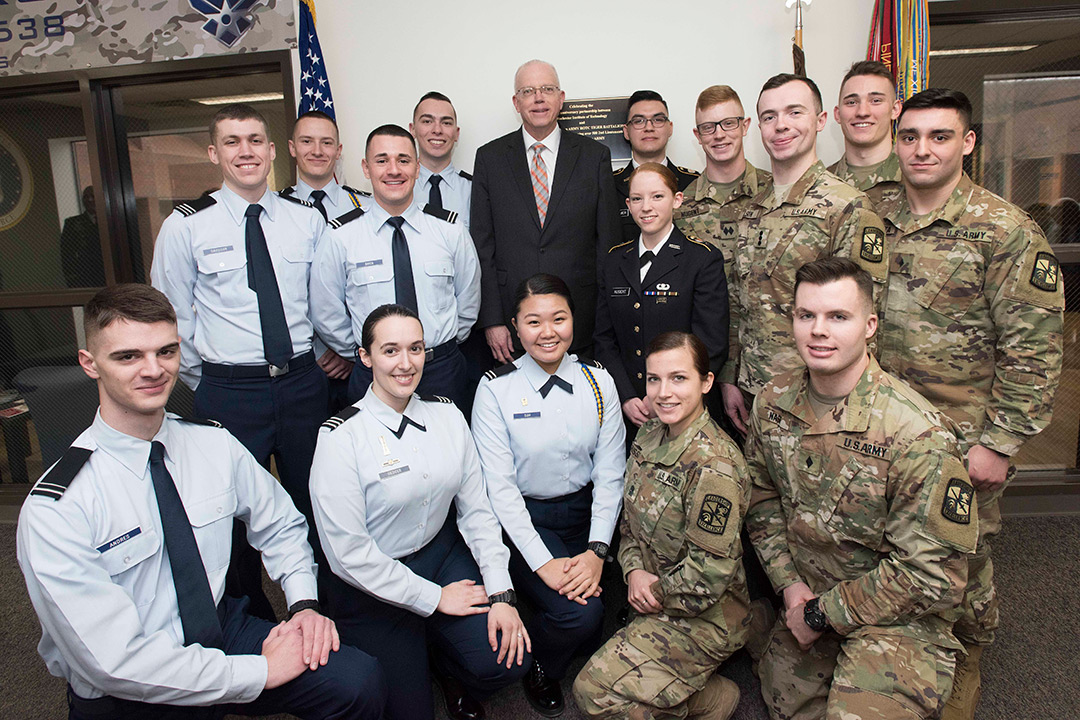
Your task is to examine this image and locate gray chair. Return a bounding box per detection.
[13,365,100,469]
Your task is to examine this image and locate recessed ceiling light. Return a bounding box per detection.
[194,93,284,106]
[930,44,1038,57]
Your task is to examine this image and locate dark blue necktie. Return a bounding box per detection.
[540,375,574,398]
[309,189,329,222]
[428,175,444,212]
[149,441,223,649]
[244,204,293,368]
[388,216,418,313]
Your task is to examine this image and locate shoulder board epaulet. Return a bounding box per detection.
[30,446,94,501]
[608,239,634,254]
[613,164,632,176]
[329,207,366,229]
[176,416,223,428]
[458,170,473,181]
[342,185,373,197]
[676,165,700,176]
[173,195,216,217]
[684,234,712,251]
[483,363,519,381]
[578,357,604,369]
[423,204,458,224]
[321,405,361,431]
[419,394,453,404]
[279,194,315,209]
[278,187,296,198]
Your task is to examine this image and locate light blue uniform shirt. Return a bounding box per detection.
[290,177,372,217]
[17,412,316,705]
[471,353,627,571]
[415,162,472,228]
[310,392,513,617]
[309,201,480,355]
[150,185,325,389]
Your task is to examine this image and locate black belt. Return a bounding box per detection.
[202,350,316,379]
[357,339,457,363]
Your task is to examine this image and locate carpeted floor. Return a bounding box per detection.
[2,515,1077,719]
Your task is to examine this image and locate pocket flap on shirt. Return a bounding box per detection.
[349,262,394,286]
[186,489,238,528]
[281,242,314,263]
[196,248,246,274]
[424,261,453,278]
[99,530,158,576]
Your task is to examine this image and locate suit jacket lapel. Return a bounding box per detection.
[545,131,579,233]
[620,243,642,295]
[507,130,541,231]
[642,227,684,287]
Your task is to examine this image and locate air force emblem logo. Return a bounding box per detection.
[190,0,260,47]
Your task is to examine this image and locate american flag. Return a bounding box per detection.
[297,0,336,119]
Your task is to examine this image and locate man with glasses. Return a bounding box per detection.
[674,85,772,435]
[612,90,698,243]
[471,59,621,363]
[828,61,904,212]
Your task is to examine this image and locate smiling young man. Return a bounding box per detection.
[409,92,474,228]
[18,283,386,720]
[828,61,903,211]
[611,90,699,244]
[874,89,1064,720]
[151,103,328,620]
[310,124,479,409]
[745,257,977,720]
[729,74,887,437]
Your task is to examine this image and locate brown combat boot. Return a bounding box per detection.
[941,645,983,720]
[686,674,740,720]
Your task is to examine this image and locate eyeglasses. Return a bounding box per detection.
[627,115,669,129]
[515,85,561,98]
[696,117,744,135]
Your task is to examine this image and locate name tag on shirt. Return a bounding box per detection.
[96,527,142,553]
[356,259,384,268]
[612,287,630,297]
[513,412,541,420]
[203,245,234,255]
[379,465,410,479]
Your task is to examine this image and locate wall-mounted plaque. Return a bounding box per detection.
[559,96,630,163]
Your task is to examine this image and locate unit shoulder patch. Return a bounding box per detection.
[685,467,741,557]
[941,477,974,524]
[860,227,885,263]
[920,455,978,553]
[30,446,94,501]
[329,207,366,229]
[1030,251,1060,292]
[173,195,217,217]
[423,205,458,224]
[320,406,361,432]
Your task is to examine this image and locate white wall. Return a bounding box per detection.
[298,0,875,188]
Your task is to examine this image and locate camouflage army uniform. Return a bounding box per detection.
[674,162,772,385]
[735,161,887,398]
[573,411,750,719]
[828,152,902,213]
[745,356,978,719]
[876,175,1065,645]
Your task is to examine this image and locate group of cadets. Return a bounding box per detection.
[16,55,1063,720]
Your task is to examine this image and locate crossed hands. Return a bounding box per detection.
[262,609,341,689]
[538,552,604,605]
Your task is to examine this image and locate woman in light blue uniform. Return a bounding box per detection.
[310,304,530,720]
[471,274,626,716]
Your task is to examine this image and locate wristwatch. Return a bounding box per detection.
[803,598,831,633]
[587,541,609,560]
[488,590,518,607]
[287,599,321,620]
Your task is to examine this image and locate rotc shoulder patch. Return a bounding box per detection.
[696,494,731,534]
[941,477,974,524]
[860,227,885,263]
[1030,251,1059,292]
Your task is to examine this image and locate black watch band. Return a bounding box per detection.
[803,598,831,633]
[287,599,321,620]
[587,541,609,559]
[488,590,517,607]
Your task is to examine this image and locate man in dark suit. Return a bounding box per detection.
[471,59,621,362]
[612,90,698,244]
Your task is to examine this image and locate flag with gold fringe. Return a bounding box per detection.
[868,0,929,102]
[297,0,336,119]
[788,0,811,77]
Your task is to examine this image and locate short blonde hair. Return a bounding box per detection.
[696,85,743,114]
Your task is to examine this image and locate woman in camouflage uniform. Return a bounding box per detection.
[573,331,750,720]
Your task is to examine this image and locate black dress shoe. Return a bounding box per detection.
[437,674,485,720]
[523,662,564,717]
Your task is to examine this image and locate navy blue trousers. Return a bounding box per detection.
[67,596,386,720]
[348,343,468,410]
[323,517,530,720]
[510,484,605,680]
[195,360,329,618]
